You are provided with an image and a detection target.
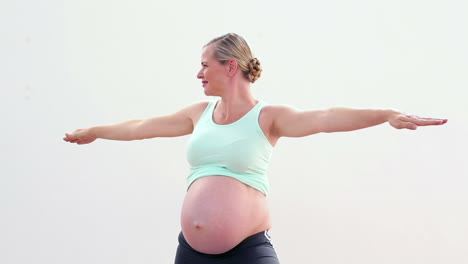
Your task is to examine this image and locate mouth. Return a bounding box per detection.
[202,81,208,86]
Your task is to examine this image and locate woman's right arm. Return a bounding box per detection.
[63,102,207,145]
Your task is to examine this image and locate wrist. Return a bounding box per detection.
[384,109,399,122]
[87,126,99,138]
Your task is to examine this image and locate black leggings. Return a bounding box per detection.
[175,231,280,264]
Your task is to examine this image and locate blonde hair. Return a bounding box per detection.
[205,33,262,83]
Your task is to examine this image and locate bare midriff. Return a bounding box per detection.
[180,175,272,254]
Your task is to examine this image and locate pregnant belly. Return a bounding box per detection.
[180,176,271,254]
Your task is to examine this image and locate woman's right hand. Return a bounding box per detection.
[63,128,97,145]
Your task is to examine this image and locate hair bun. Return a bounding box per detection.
[248,58,262,83]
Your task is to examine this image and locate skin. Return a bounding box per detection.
[64,43,448,254]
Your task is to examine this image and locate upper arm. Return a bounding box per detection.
[134,101,208,139]
[268,105,327,138]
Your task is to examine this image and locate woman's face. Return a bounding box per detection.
[197,44,228,96]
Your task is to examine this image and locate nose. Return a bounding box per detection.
[197,69,203,79]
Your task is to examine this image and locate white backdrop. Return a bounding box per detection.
[1,0,467,263]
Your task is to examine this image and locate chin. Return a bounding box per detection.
[203,88,217,97]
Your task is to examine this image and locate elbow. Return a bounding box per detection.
[313,109,331,133]
[130,120,148,140]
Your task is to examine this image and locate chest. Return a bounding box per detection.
[212,108,253,125]
[189,124,263,159]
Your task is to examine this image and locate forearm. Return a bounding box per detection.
[89,119,143,141]
[321,107,397,133]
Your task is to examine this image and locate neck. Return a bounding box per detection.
[221,80,256,107]
[216,78,257,118]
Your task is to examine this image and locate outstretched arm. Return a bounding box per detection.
[63,102,207,144]
[270,106,447,138]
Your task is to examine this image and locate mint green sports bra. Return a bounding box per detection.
[186,100,274,195]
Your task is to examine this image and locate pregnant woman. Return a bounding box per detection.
[64,33,447,263]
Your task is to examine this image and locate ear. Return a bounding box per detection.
[226,59,238,77]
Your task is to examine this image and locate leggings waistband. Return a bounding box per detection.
[178,230,273,257]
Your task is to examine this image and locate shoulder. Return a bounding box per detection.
[180,100,211,124]
[185,101,210,111]
[261,104,299,121]
[262,104,297,112]
[178,101,210,114]
[259,104,299,141]
[166,101,209,120]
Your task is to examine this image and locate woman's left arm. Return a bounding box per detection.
[270,106,448,138]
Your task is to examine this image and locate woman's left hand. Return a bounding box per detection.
[388,113,447,130]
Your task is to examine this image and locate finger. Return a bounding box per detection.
[63,136,74,142]
[402,122,418,130]
[391,119,417,130]
[411,118,447,126]
[400,115,446,126]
